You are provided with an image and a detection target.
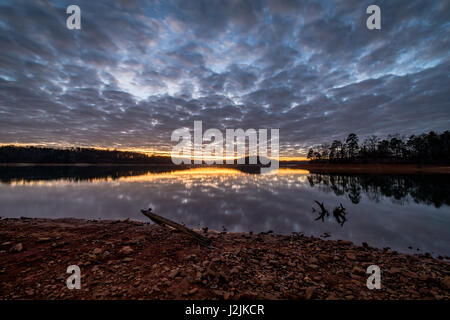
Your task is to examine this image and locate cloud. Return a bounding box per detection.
[0,0,449,157]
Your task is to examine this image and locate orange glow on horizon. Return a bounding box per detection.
[0,143,309,161]
[4,167,311,186]
[117,167,310,182]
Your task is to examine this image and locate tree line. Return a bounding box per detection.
[307,131,450,164]
[0,146,172,164]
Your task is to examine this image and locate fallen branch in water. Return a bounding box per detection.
[141,208,211,247]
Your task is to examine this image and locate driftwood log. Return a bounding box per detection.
[141,208,211,247]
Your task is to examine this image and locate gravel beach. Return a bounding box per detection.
[0,217,449,300]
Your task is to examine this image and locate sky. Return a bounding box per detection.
[0,0,449,158]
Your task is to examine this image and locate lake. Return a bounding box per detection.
[0,165,449,257]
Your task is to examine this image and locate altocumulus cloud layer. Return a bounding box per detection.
[0,0,449,157]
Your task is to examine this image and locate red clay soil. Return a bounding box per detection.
[0,217,449,300]
[295,163,450,174]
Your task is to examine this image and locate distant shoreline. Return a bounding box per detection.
[0,163,269,168]
[295,163,450,174]
[2,162,450,174]
[0,163,180,167]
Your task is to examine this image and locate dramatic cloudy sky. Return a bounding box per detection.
[0,0,449,158]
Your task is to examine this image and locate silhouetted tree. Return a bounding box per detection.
[307,148,314,160]
[307,131,450,164]
[330,140,343,162]
[345,133,359,160]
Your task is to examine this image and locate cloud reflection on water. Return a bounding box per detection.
[0,167,449,256]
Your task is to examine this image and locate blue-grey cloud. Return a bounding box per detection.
[0,0,449,156]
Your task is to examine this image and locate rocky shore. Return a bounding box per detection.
[0,217,449,300]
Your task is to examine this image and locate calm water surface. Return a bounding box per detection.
[0,165,449,256]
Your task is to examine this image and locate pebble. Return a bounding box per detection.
[2,217,449,300]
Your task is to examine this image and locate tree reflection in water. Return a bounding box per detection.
[307,173,450,208]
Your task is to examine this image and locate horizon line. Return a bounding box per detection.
[0,143,309,161]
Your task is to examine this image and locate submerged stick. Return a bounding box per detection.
[314,200,329,216]
[141,208,211,247]
[313,200,329,222]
